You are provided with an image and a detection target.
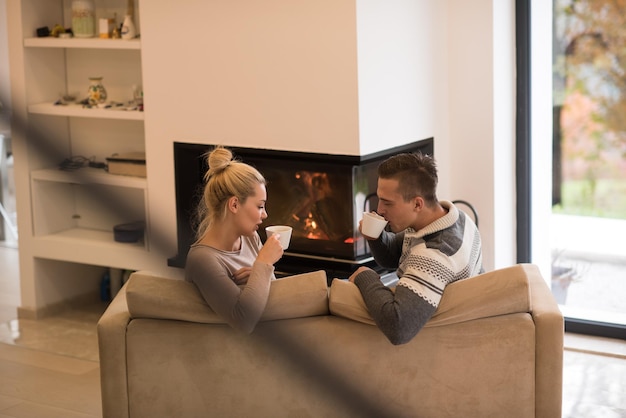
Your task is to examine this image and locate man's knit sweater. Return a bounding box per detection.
[353,201,484,345]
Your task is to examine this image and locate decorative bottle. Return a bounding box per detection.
[71,0,96,38]
[121,15,136,40]
[87,77,107,106]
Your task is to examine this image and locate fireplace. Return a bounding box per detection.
[169,139,433,278]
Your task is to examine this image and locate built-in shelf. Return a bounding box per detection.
[24,37,141,49]
[32,229,151,269]
[12,0,151,316]
[28,103,144,120]
[31,167,147,189]
[34,228,143,248]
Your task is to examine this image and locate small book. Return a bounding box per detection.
[106,152,146,177]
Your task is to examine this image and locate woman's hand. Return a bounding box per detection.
[257,234,284,266]
[232,267,252,285]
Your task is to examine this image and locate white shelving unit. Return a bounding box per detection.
[28,102,145,120]
[30,167,147,187]
[23,37,141,49]
[9,0,152,317]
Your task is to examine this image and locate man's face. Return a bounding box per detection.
[376,178,417,233]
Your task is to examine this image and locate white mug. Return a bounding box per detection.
[265,225,293,249]
[361,212,388,238]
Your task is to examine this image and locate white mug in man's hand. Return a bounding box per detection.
[361,212,388,238]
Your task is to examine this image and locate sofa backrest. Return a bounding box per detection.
[126,270,329,323]
[126,264,534,328]
[329,264,532,327]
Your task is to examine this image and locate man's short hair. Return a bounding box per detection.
[378,152,438,205]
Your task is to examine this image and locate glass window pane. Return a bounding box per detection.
[551,0,626,327]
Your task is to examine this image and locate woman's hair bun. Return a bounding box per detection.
[206,146,234,179]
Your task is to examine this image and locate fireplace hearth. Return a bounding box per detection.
[169,139,433,279]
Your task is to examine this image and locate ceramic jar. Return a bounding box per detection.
[87,77,107,105]
[71,0,96,38]
[121,15,136,40]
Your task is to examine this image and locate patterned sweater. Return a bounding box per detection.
[353,200,484,345]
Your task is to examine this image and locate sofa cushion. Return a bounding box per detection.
[329,264,532,327]
[328,279,377,326]
[126,270,329,323]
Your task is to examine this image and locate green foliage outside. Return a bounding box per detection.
[553,179,626,219]
[553,0,626,221]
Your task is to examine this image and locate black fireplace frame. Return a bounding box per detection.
[168,138,434,278]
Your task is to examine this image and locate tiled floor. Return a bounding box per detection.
[0,242,625,417]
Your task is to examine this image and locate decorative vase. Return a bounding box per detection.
[87,77,107,105]
[71,0,96,38]
[121,15,136,40]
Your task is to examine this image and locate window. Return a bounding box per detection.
[518,0,626,339]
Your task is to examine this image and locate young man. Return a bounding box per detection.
[349,152,484,345]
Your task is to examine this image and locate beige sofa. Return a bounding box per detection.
[97,264,563,418]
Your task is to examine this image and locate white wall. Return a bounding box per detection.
[141,0,361,154]
[530,0,553,279]
[492,0,516,270]
[445,0,516,270]
[355,0,438,155]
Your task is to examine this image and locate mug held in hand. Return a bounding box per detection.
[265,225,293,249]
[361,212,388,238]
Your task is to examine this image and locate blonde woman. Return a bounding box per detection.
[185,146,284,333]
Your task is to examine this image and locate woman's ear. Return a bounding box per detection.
[227,196,239,213]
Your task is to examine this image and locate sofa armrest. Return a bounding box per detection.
[97,282,132,418]
[524,263,564,418]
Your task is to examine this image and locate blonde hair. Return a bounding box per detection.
[194,146,266,241]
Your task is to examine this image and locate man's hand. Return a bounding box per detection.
[359,217,381,240]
